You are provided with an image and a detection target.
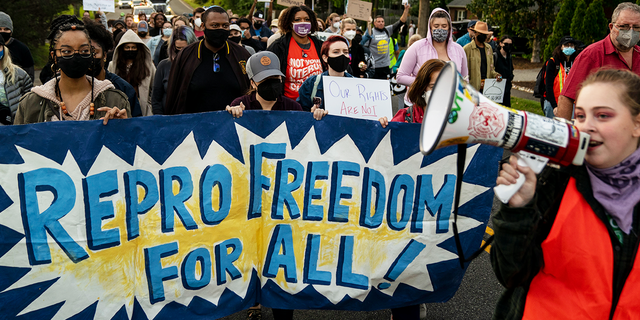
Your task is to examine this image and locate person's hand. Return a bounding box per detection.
[368,16,373,24]
[553,107,558,116]
[310,105,328,120]
[379,116,389,128]
[226,102,245,118]
[98,106,128,125]
[404,3,411,11]
[252,35,260,41]
[496,74,503,82]
[496,155,537,208]
[97,8,103,16]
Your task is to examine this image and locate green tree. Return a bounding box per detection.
[1,0,80,49]
[570,0,588,42]
[581,0,608,44]
[467,0,557,62]
[544,0,575,60]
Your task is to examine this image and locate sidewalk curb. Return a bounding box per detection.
[513,85,533,94]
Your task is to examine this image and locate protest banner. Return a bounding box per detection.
[276,0,304,7]
[82,0,115,12]
[482,79,506,103]
[322,76,394,120]
[0,112,501,319]
[346,0,373,21]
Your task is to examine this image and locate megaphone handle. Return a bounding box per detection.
[494,157,529,204]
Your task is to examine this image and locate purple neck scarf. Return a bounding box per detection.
[586,147,640,234]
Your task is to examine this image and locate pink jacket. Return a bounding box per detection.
[397,8,468,86]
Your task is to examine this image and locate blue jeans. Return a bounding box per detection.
[543,100,554,118]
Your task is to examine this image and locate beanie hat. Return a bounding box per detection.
[0,12,13,32]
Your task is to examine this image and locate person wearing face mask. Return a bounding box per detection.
[296,35,351,114]
[267,5,323,101]
[164,6,250,115]
[380,59,445,126]
[193,7,206,38]
[556,2,640,120]
[152,26,197,115]
[146,21,174,65]
[0,12,35,82]
[397,9,467,88]
[84,19,142,117]
[15,16,129,125]
[340,18,369,78]
[108,29,156,116]
[270,19,279,35]
[0,35,32,125]
[226,51,305,116]
[324,13,341,34]
[463,21,501,92]
[540,36,578,117]
[494,35,515,107]
[238,18,263,53]
[228,24,256,55]
[361,4,411,80]
[137,21,151,44]
[250,11,273,51]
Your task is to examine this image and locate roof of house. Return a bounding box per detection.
[447,0,472,8]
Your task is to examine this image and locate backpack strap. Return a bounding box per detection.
[311,74,322,103]
[404,105,414,123]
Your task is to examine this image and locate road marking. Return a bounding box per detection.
[481,226,493,253]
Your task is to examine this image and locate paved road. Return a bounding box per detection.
[512,68,538,82]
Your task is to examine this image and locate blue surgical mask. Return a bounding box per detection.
[163,28,172,37]
[562,47,576,56]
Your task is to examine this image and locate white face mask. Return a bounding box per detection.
[194,18,202,28]
[422,90,432,103]
[333,21,341,29]
[344,30,356,40]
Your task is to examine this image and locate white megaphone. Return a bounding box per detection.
[420,61,590,203]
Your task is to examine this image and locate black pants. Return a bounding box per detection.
[374,67,391,80]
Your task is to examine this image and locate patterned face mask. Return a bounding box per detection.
[432,28,448,43]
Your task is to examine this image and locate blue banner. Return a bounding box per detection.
[0,111,501,319]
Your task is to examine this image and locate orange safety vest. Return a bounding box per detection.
[552,61,567,104]
[522,178,640,320]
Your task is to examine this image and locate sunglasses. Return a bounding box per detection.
[213,53,220,72]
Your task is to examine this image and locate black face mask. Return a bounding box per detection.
[123,50,138,60]
[254,22,262,29]
[257,78,283,101]
[353,34,362,44]
[88,57,104,77]
[57,54,92,79]
[476,34,487,43]
[205,28,229,48]
[327,54,350,73]
[138,32,148,37]
[113,28,123,38]
[502,43,512,53]
[0,32,10,42]
[229,36,241,44]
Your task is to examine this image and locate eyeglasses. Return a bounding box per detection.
[614,24,640,32]
[55,48,92,59]
[213,53,220,72]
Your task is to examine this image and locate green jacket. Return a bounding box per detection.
[14,88,130,125]
[490,165,640,320]
[463,40,499,90]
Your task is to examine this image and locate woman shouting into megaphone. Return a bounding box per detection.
[379,59,445,127]
[491,69,640,319]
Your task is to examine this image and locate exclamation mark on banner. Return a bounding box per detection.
[378,239,426,289]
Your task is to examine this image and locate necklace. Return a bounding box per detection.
[55,76,95,118]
